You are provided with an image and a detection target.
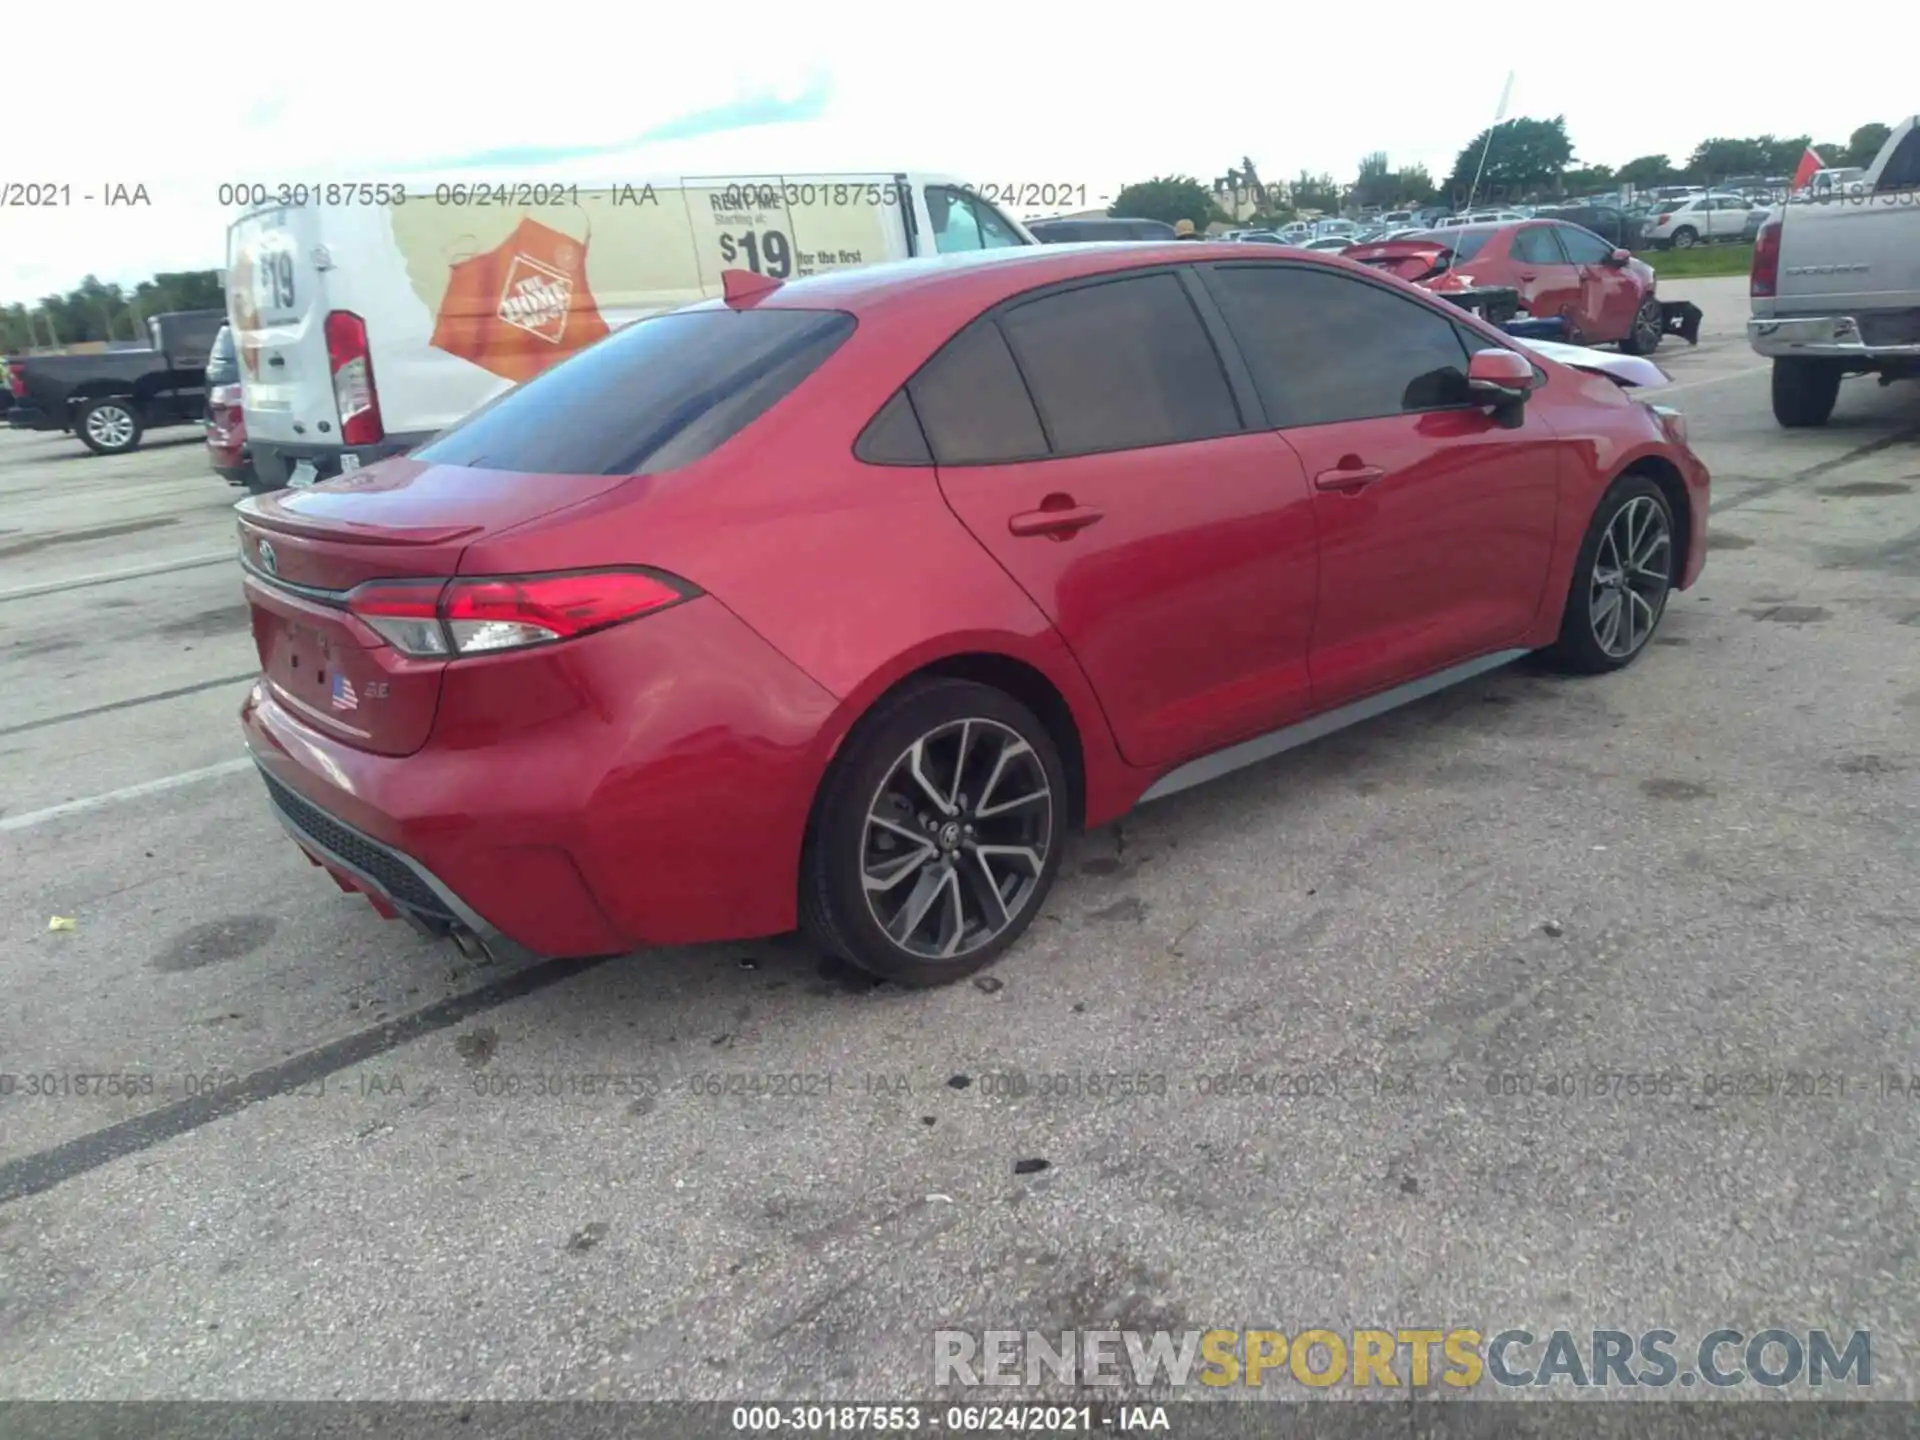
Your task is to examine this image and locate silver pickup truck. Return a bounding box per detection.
[1748,114,1920,427]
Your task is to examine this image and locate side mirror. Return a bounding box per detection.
[1604,248,1632,266]
[1467,348,1536,406]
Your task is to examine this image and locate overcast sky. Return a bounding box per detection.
[3,1,1912,305]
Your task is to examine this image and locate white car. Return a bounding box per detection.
[1640,192,1755,249]
[1300,235,1357,252]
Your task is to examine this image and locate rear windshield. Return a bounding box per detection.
[1407,228,1495,262]
[413,308,856,476]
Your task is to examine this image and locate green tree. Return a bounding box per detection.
[1391,165,1437,205]
[1616,154,1677,187]
[1110,175,1215,229]
[1289,169,1342,214]
[0,269,226,354]
[1351,151,1394,208]
[1845,123,1891,167]
[1687,135,1814,182]
[1444,116,1574,205]
[1561,163,1617,194]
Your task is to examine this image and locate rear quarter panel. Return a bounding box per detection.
[459,292,1142,826]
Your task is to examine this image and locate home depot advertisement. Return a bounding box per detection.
[388,183,902,382]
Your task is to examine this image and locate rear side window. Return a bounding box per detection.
[1204,264,1474,427]
[413,309,855,475]
[1414,228,1493,263]
[907,321,1049,465]
[997,273,1242,456]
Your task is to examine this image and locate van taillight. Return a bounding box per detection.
[5,363,25,398]
[1750,219,1782,298]
[345,569,701,658]
[323,310,384,447]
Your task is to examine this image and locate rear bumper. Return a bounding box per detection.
[238,595,842,956]
[251,432,435,489]
[1747,314,1920,361]
[254,762,539,962]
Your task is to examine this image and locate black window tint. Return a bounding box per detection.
[1510,227,1567,264]
[415,309,854,476]
[856,389,933,465]
[997,273,1241,456]
[1878,130,1920,190]
[1207,265,1474,427]
[908,321,1048,465]
[1555,225,1614,264]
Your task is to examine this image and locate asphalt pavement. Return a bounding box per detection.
[1,275,1917,1403]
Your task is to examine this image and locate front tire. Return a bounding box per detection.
[76,399,143,455]
[1618,296,1664,355]
[1541,475,1676,675]
[1670,226,1699,249]
[1771,357,1842,428]
[800,678,1068,987]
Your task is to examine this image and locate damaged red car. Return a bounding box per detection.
[1344,220,1668,353]
[237,244,1708,988]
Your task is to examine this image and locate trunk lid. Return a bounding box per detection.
[235,457,629,755]
[228,204,336,449]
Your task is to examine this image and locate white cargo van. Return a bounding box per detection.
[225,173,1034,491]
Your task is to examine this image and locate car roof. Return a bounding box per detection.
[699,242,1355,320]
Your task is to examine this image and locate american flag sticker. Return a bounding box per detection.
[331,673,358,711]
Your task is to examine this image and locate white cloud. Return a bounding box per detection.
[3,0,1913,303]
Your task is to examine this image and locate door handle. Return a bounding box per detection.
[1009,502,1104,538]
[1517,271,1537,281]
[1314,464,1386,493]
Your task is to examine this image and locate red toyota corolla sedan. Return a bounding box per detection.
[236,243,1708,987]
[1344,220,1666,353]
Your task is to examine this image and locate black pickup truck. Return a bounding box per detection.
[4,309,227,455]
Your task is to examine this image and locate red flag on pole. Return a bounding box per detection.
[1792,147,1823,188]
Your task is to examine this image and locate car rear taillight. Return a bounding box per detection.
[1750,219,1782,298]
[5,362,25,398]
[324,311,384,447]
[210,382,243,407]
[344,569,699,658]
[1654,213,1673,226]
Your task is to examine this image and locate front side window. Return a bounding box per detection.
[997,272,1242,456]
[1554,225,1615,265]
[1204,264,1475,427]
[925,186,1027,253]
[413,308,855,476]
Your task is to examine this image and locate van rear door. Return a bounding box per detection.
[228,205,338,458]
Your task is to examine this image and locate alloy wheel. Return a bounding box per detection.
[1632,301,1663,353]
[85,404,135,449]
[860,718,1053,961]
[1589,495,1672,659]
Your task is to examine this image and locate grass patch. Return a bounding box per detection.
[1637,243,1754,279]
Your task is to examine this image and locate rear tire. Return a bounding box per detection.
[76,399,142,455]
[799,678,1068,988]
[1541,474,1676,675]
[1771,357,1842,428]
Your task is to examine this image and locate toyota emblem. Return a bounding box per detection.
[258,538,277,575]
